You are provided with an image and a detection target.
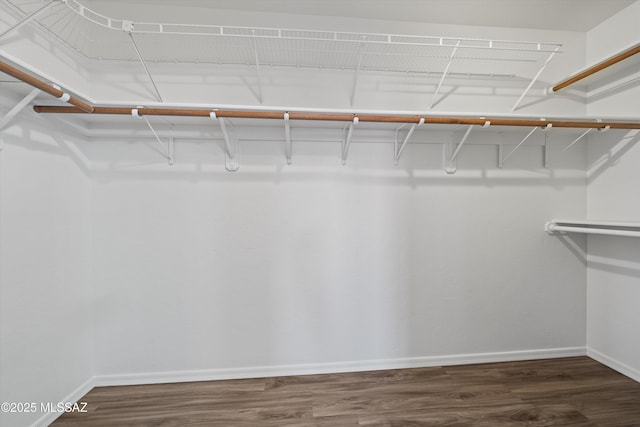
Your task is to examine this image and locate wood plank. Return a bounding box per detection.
[52,357,640,426]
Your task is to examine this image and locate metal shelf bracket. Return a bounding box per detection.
[126,26,163,103]
[513,45,561,111]
[342,116,358,165]
[431,39,460,109]
[131,107,174,165]
[499,122,551,167]
[394,117,424,165]
[284,112,291,164]
[211,111,239,171]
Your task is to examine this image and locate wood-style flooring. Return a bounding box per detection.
[52,357,640,426]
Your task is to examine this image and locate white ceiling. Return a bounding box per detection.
[86,0,636,32]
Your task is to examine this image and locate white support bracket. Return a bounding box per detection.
[512,45,561,111]
[350,39,366,106]
[431,39,460,109]
[0,0,59,40]
[168,136,175,166]
[284,112,291,165]
[443,140,456,174]
[499,122,551,167]
[444,121,489,173]
[126,28,163,103]
[562,128,592,154]
[251,30,264,104]
[132,108,173,165]
[394,118,423,165]
[342,116,358,165]
[544,132,550,168]
[210,112,239,171]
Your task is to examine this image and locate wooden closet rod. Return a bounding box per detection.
[32,105,640,130]
[552,43,640,92]
[0,61,94,113]
[4,59,639,130]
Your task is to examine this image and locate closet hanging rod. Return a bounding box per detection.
[4,59,640,130]
[552,43,640,92]
[546,220,640,238]
[31,106,640,129]
[0,61,94,113]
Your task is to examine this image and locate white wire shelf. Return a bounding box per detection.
[6,0,562,73]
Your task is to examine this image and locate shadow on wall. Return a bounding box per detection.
[587,129,640,183]
[2,116,592,191]
[587,236,640,279]
[555,234,588,267]
[0,112,91,176]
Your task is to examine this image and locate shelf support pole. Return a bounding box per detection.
[251,30,264,104]
[394,117,423,165]
[125,23,163,103]
[284,112,292,164]
[431,39,460,109]
[0,0,59,40]
[350,40,365,106]
[445,121,489,173]
[500,123,551,167]
[562,128,592,153]
[512,45,560,111]
[211,112,238,171]
[342,116,358,165]
[132,108,173,164]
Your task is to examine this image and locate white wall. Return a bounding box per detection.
[74,14,590,380]
[88,130,587,381]
[585,0,640,382]
[0,90,94,427]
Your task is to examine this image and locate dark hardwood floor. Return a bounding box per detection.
[53,357,640,426]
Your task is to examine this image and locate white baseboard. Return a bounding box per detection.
[30,376,95,427]
[94,347,586,387]
[587,347,640,383]
[23,347,587,426]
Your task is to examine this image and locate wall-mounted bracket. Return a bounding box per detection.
[350,39,366,106]
[394,117,423,165]
[513,45,561,111]
[251,30,264,104]
[544,132,550,168]
[444,121,489,173]
[431,39,460,109]
[342,116,358,165]
[443,140,456,174]
[562,128,592,154]
[168,136,174,165]
[557,123,609,160]
[0,0,59,41]
[284,112,292,164]
[126,28,163,102]
[132,107,173,165]
[210,112,239,171]
[499,122,551,167]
